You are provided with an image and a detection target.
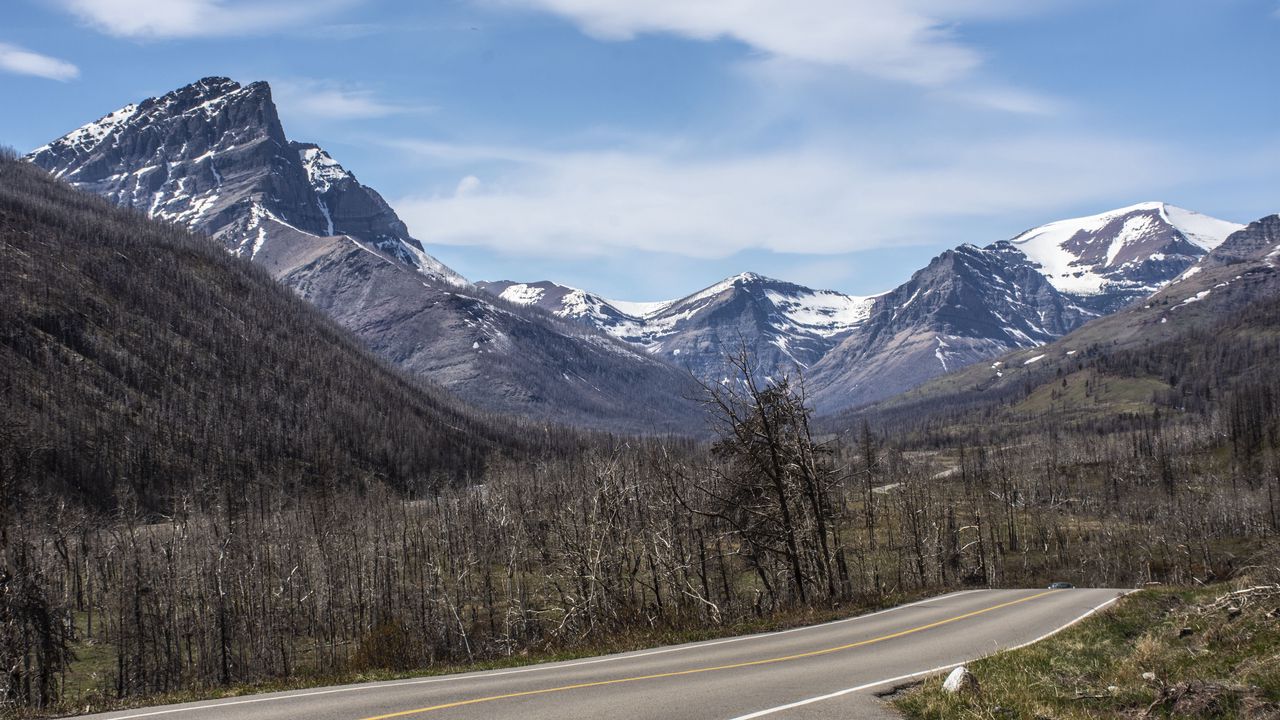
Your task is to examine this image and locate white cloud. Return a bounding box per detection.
[271,79,425,121]
[455,175,483,197]
[392,133,1184,260]
[945,85,1066,116]
[56,0,355,39]
[0,42,79,81]
[483,0,1027,85]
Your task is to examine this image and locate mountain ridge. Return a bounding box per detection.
[25,75,1246,425]
[478,199,1240,413]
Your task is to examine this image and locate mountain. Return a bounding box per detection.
[803,243,1087,413]
[479,273,875,382]
[995,201,1242,314]
[482,202,1239,415]
[854,213,1280,430]
[26,77,701,433]
[476,279,642,336]
[800,206,1239,412]
[31,77,1241,427]
[0,153,532,511]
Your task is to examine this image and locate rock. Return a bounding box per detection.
[943,666,980,695]
[1142,671,1158,683]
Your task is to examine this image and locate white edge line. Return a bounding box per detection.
[724,589,1138,720]
[96,590,985,720]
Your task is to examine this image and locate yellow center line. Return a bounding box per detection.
[357,590,1057,720]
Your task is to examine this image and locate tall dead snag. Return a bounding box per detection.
[693,350,849,607]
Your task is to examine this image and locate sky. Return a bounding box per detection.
[2,0,1278,301]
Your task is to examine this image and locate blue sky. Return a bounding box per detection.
[2,0,1278,301]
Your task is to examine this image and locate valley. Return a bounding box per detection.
[2,6,1278,716]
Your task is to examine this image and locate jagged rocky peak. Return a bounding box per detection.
[25,75,466,285]
[882,243,1080,344]
[31,77,284,178]
[26,76,319,253]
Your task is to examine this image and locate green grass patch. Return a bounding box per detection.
[896,582,1280,719]
[1011,369,1167,418]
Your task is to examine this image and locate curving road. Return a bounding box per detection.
[78,588,1130,720]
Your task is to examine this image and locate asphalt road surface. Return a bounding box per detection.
[79,588,1130,720]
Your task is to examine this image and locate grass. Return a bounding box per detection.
[895,580,1280,719]
[1011,369,1168,418]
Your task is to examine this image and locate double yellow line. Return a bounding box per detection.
[359,589,1057,719]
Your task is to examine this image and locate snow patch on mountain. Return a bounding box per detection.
[764,288,876,338]
[33,104,140,165]
[297,144,352,193]
[604,298,675,318]
[1163,205,1244,251]
[497,283,546,306]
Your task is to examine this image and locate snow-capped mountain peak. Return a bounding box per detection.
[996,201,1242,312]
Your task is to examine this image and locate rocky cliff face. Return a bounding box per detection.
[1205,215,1280,266]
[28,77,701,433]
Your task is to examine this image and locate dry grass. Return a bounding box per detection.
[896,578,1280,719]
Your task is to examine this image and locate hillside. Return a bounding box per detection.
[898,575,1280,719]
[0,153,531,512]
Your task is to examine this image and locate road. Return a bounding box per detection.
[79,588,1129,720]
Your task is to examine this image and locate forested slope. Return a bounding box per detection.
[0,153,528,512]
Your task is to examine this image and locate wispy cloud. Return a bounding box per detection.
[272,79,430,121]
[481,0,1028,86]
[945,85,1067,116]
[0,42,79,81]
[56,0,357,39]
[392,132,1184,261]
